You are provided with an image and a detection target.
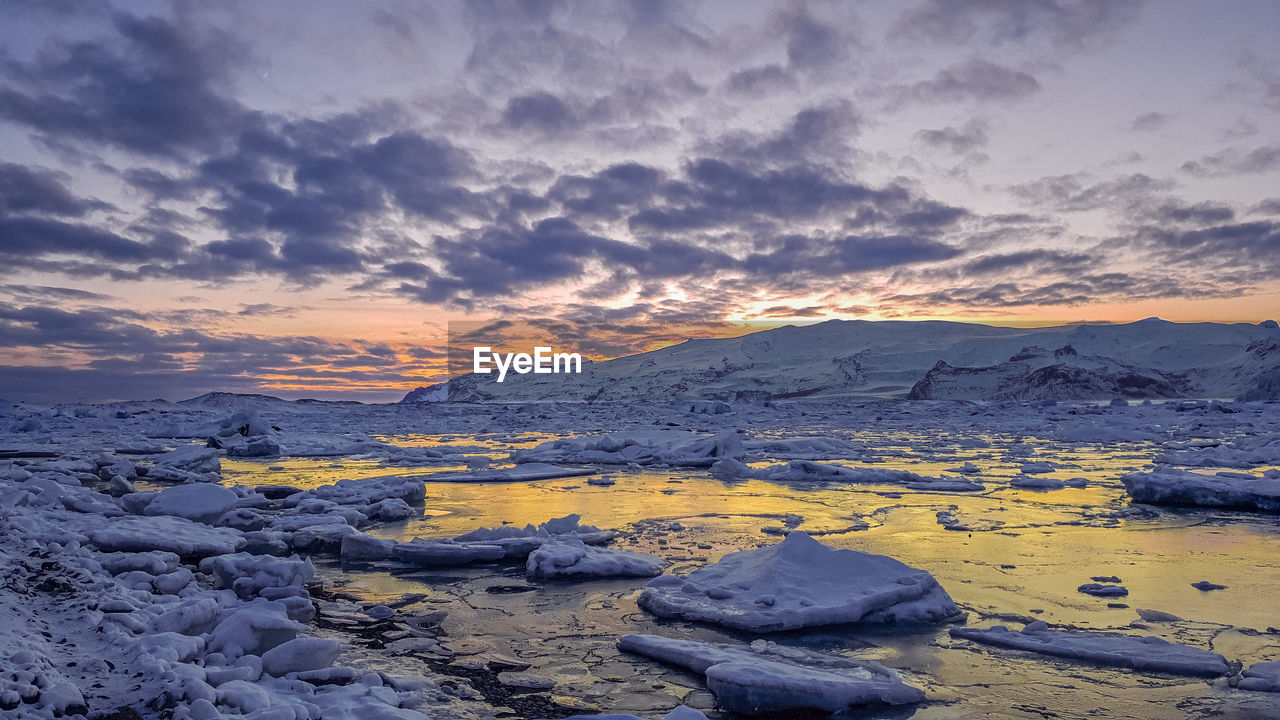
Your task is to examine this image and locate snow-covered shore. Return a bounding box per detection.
[3,394,1280,718]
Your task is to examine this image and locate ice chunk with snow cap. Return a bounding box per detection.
[618,634,924,714]
[637,531,960,631]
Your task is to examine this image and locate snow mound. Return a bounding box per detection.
[1122,469,1280,512]
[637,532,960,631]
[618,634,924,713]
[147,445,221,482]
[526,539,664,579]
[143,483,238,523]
[950,621,1230,676]
[89,515,244,556]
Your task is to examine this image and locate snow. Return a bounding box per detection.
[637,532,961,631]
[526,539,664,579]
[143,483,238,523]
[1122,468,1280,512]
[88,515,245,556]
[260,636,342,676]
[147,445,221,482]
[950,621,1230,676]
[618,634,923,713]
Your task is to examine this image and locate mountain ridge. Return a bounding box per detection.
[401,318,1280,404]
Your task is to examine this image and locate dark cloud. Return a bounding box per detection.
[1135,220,1280,277]
[959,249,1094,276]
[723,64,796,95]
[0,162,112,216]
[777,6,858,72]
[0,12,246,158]
[1131,111,1169,131]
[501,91,578,135]
[1181,145,1280,177]
[1009,173,1175,212]
[892,0,1145,49]
[701,102,862,168]
[742,234,962,276]
[916,121,989,154]
[906,60,1040,104]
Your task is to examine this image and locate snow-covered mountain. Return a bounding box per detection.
[401,318,1280,403]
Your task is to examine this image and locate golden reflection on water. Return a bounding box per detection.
[224,438,1280,718]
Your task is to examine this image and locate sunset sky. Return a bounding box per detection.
[2,0,1279,402]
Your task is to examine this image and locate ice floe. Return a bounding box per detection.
[637,531,961,631]
[950,621,1230,676]
[618,634,924,713]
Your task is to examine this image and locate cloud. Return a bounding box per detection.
[1131,111,1169,131]
[1181,145,1280,177]
[0,162,113,216]
[892,0,1145,49]
[916,120,989,154]
[0,12,247,158]
[1009,173,1175,212]
[905,60,1040,104]
[501,91,578,135]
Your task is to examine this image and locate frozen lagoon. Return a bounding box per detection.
[3,397,1280,718]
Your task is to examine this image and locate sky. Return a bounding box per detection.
[1,0,1278,403]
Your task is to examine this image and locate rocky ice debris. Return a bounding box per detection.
[637,531,961,631]
[146,445,221,483]
[340,514,621,570]
[950,621,1231,676]
[526,539,664,579]
[514,429,745,467]
[1122,468,1280,512]
[618,634,924,714]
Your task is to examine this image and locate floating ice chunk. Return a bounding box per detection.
[260,636,341,676]
[1122,469,1280,512]
[716,459,983,491]
[294,474,426,506]
[1078,583,1128,597]
[618,634,924,714]
[89,515,244,556]
[428,462,595,483]
[1191,580,1227,591]
[340,532,395,561]
[637,532,960,631]
[515,429,745,467]
[392,539,507,566]
[526,539,664,579]
[143,483,238,523]
[1010,474,1085,490]
[224,435,282,457]
[950,622,1230,676]
[148,445,221,482]
[1238,661,1280,692]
